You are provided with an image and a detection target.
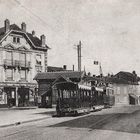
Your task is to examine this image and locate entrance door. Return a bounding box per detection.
[42,89,52,108]
[18,87,29,107]
[4,87,16,107]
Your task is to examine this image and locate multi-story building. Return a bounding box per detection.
[0,19,49,107]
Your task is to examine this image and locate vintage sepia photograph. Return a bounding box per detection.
[0,0,140,139]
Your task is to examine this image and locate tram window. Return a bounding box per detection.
[112,90,114,95]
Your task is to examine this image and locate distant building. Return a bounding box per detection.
[106,71,140,106]
[47,65,67,72]
[0,19,49,107]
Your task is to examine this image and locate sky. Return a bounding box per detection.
[0,0,140,75]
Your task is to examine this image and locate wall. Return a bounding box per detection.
[111,83,140,106]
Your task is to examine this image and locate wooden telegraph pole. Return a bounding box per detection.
[77,41,82,72]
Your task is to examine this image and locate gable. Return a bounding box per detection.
[17,46,29,51]
[4,43,15,50]
[53,75,72,85]
[1,33,32,50]
[0,29,49,51]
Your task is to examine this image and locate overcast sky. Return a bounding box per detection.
[0,0,140,75]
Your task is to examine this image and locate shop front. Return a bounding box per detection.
[4,87,16,107]
[0,83,38,108]
[18,87,29,107]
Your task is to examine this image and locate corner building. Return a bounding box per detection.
[0,19,49,107]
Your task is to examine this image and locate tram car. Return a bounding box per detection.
[55,81,114,116]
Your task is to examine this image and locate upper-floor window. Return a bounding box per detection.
[19,53,26,67]
[36,54,41,65]
[20,53,26,61]
[36,66,42,73]
[13,37,20,44]
[6,69,13,81]
[20,70,26,81]
[6,51,12,60]
[5,51,13,65]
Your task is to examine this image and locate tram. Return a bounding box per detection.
[54,80,114,116]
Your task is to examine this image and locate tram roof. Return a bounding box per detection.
[34,71,83,80]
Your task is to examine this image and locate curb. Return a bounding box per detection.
[0,116,51,128]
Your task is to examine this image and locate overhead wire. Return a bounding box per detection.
[13,0,55,32]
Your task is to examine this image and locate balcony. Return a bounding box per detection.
[4,59,15,67]
[3,59,31,69]
[18,60,31,69]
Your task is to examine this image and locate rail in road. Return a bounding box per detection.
[88,114,121,129]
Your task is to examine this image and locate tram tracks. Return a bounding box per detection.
[88,114,120,130]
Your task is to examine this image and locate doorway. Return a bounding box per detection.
[4,87,16,107]
[18,87,29,107]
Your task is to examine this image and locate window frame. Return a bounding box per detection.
[20,69,26,81]
[5,69,13,81]
[36,54,42,65]
[13,36,20,44]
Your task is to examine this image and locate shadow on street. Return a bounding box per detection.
[49,110,140,134]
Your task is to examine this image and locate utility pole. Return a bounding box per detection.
[99,62,103,76]
[77,41,82,72]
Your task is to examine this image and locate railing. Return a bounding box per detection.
[19,60,31,68]
[4,59,31,69]
[4,59,15,67]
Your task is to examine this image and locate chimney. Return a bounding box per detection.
[4,19,10,33]
[21,22,26,32]
[63,65,67,70]
[40,35,46,47]
[32,30,35,37]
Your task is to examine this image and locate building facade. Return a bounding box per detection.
[0,19,49,107]
[107,71,140,106]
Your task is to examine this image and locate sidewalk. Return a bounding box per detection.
[0,105,105,128]
[0,107,56,127]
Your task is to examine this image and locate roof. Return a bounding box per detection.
[82,75,106,83]
[34,71,82,80]
[52,75,73,85]
[0,24,22,40]
[47,66,65,72]
[0,24,49,50]
[27,33,49,49]
[106,71,139,85]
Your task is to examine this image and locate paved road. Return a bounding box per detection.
[1,106,140,140]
